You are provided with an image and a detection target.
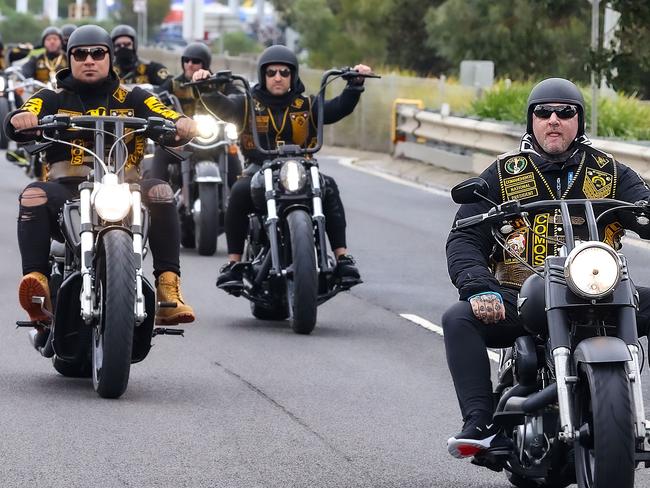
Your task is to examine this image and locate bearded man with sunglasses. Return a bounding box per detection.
[6,25,198,331]
[190,44,371,289]
[442,78,650,459]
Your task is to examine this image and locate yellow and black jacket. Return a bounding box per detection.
[447,135,650,300]
[195,77,364,167]
[114,59,171,86]
[5,68,187,181]
[21,51,67,83]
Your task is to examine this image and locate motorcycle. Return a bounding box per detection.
[185,68,379,334]
[16,114,184,399]
[155,80,240,255]
[450,176,650,488]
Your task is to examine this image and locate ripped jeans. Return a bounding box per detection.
[17,177,181,278]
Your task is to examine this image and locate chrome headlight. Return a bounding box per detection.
[279,160,307,193]
[564,241,622,299]
[194,114,219,144]
[94,175,132,222]
[224,122,238,142]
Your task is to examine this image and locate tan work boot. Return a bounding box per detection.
[155,271,196,325]
[18,271,52,323]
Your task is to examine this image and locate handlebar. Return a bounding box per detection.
[17,114,176,134]
[180,70,235,88]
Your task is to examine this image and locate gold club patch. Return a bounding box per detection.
[292,98,304,109]
[504,156,528,175]
[255,115,269,132]
[503,172,539,201]
[594,155,610,169]
[22,97,44,116]
[603,221,624,250]
[113,86,128,103]
[137,64,146,75]
[504,229,528,264]
[290,111,309,146]
[583,168,613,199]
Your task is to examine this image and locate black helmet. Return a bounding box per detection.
[66,24,114,64]
[527,77,585,136]
[41,26,63,47]
[257,44,299,91]
[61,24,77,40]
[111,24,137,52]
[182,42,212,70]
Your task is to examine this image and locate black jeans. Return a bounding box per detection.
[441,286,650,420]
[18,178,181,278]
[225,172,347,255]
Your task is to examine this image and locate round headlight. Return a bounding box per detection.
[94,178,132,222]
[279,160,307,193]
[564,242,621,299]
[194,114,219,144]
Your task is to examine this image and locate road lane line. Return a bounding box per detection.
[336,157,451,198]
[400,313,500,363]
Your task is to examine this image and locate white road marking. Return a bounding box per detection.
[336,157,451,198]
[400,313,500,363]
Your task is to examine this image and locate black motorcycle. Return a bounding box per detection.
[17,114,184,399]
[186,68,378,334]
[156,82,240,255]
[451,177,650,488]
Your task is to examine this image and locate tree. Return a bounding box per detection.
[606,1,650,98]
[424,0,591,82]
[115,0,171,41]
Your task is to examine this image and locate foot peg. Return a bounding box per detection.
[338,277,363,291]
[157,301,177,309]
[153,327,185,337]
[32,296,54,321]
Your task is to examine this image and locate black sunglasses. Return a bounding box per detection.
[265,68,291,78]
[533,104,578,120]
[182,57,203,65]
[71,47,109,62]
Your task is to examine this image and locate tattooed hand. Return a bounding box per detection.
[469,293,506,324]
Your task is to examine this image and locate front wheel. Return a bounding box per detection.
[574,363,635,488]
[92,230,136,399]
[286,210,318,334]
[196,183,218,256]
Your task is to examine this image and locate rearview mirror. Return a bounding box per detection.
[451,177,490,204]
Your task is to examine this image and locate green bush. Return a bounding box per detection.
[469,80,650,140]
[222,31,263,57]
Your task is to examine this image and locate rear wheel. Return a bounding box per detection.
[196,183,218,256]
[575,363,635,488]
[286,210,318,334]
[92,230,136,399]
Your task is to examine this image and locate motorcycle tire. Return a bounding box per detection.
[286,209,318,334]
[197,183,218,256]
[0,97,9,149]
[574,363,635,488]
[52,356,92,378]
[92,230,136,399]
[180,213,196,249]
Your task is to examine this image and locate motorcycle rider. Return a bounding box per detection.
[111,24,171,86]
[148,41,242,186]
[191,44,370,289]
[6,25,197,330]
[61,24,77,51]
[22,26,67,83]
[443,77,650,459]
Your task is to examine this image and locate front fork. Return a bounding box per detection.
[79,183,94,323]
[131,185,146,324]
[310,166,329,273]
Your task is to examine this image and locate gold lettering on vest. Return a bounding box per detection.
[532,213,550,266]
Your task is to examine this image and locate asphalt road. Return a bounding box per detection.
[1,152,650,487]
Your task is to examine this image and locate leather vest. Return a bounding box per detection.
[240,94,318,165]
[34,53,67,83]
[493,150,623,288]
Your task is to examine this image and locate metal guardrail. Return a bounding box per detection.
[394,104,650,178]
